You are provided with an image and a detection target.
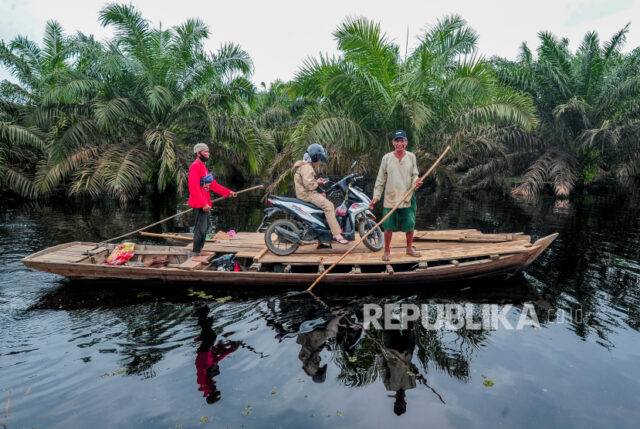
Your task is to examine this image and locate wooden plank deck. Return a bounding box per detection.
[185,230,536,266]
[26,230,541,268]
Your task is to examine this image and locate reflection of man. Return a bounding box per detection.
[296,316,341,383]
[195,306,238,404]
[376,324,417,416]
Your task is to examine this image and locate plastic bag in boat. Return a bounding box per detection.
[105,242,135,265]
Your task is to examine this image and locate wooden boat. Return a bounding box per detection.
[21,230,558,286]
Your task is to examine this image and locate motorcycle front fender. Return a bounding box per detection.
[350,207,375,226]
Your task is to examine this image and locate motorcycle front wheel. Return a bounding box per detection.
[358,218,383,252]
[265,219,301,256]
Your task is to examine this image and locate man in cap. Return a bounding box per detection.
[188,143,237,263]
[369,130,423,261]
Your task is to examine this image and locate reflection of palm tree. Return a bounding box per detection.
[195,305,238,404]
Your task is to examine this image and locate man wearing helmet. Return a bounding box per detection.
[188,143,237,263]
[293,144,348,245]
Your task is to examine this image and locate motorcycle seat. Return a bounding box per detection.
[271,196,321,210]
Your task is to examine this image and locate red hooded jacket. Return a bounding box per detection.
[187,159,231,208]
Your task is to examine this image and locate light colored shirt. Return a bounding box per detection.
[376,349,417,392]
[373,151,419,208]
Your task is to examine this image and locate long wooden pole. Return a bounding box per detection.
[138,232,217,242]
[97,185,264,245]
[307,146,450,291]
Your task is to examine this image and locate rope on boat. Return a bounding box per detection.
[94,185,264,247]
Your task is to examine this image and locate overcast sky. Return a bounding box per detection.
[1,0,639,86]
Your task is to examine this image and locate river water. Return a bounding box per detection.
[1,187,639,428]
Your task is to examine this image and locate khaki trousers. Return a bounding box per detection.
[300,193,342,236]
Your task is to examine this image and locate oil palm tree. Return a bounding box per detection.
[493,25,640,197]
[0,21,72,197]
[57,3,265,202]
[265,15,537,197]
[1,4,268,203]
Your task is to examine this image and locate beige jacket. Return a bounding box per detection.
[373,151,419,208]
[294,160,319,200]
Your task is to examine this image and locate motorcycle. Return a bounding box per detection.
[260,162,383,255]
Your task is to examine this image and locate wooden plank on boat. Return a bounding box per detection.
[414,230,531,243]
[131,250,191,255]
[258,241,534,266]
[254,247,269,262]
[178,252,216,270]
[31,254,89,263]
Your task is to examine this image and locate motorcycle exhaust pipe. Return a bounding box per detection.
[274,226,301,244]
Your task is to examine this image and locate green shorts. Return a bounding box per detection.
[382,194,417,232]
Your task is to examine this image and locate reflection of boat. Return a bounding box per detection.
[21,230,558,286]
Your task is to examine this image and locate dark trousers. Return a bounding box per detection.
[193,208,209,254]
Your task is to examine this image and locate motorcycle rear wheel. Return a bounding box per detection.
[265,219,301,256]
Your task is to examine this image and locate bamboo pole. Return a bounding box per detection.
[307,146,450,291]
[139,232,216,242]
[97,185,264,245]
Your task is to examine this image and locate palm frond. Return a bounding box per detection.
[0,122,46,151]
[1,165,38,198]
[103,144,147,203]
[548,152,577,197]
[512,151,553,198]
[334,17,399,87]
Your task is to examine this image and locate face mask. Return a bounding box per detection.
[199,154,209,162]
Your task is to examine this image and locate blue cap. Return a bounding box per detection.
[393,130,407,140]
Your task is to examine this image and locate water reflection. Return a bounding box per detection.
[195,305,239,404]
[377,322,418,415]
[4,188,640,427]
[296,316,340,383]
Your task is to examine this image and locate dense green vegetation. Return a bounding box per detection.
[1,4,639,202]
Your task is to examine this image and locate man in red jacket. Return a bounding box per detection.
[188,143,237,263]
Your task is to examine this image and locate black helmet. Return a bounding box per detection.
[306,144,328,164]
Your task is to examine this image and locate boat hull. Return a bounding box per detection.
[21,233,558,287]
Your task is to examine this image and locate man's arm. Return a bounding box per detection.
[371,155,387,206]
[411,153,422,188]
[208,178,232,198]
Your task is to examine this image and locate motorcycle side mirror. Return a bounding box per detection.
[350,160,357,170]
